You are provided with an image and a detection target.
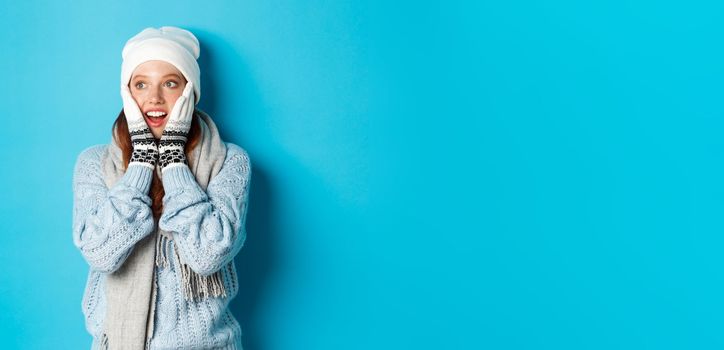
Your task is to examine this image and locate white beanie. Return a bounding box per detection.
[121,26,201,105]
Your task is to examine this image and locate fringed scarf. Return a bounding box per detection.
[98,109,228,350]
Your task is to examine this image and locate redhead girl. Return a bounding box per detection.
[72,26,250,349]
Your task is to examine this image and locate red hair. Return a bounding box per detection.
[112,110,201,219]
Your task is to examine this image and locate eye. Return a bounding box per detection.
[165,80,179,88]
[134,82,146,89]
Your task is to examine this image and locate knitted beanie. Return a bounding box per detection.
[121,26,201,105]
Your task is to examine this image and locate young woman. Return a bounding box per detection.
[72,26,251,349]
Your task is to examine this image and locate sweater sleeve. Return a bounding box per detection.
[158,144,251,276]
[72,145,156,273]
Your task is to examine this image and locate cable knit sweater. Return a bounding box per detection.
[72,142,251,350]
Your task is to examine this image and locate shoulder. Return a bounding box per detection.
[222,142,251,172]
[73,144,108,181]
[76,144,108,164]
[210,143,252,192]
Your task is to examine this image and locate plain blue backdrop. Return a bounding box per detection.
[1,0,723,349]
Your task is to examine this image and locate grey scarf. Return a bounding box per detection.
[98,110,228,350]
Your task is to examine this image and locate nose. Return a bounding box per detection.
[148,87,164,104]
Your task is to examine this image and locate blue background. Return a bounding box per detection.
[1,0,722,349]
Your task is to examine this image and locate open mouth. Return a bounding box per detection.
[144,110,168,127]
[145,111,167,119]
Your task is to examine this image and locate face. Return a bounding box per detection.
[129,60,188,139]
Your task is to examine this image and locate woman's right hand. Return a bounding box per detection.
[121,85,159,168]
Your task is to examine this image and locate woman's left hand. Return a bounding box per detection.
[159,81,195,172]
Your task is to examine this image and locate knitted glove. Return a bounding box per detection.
[159,82,195,172]
[121,85,159,168]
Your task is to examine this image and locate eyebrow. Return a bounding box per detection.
[132,73,182,80]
